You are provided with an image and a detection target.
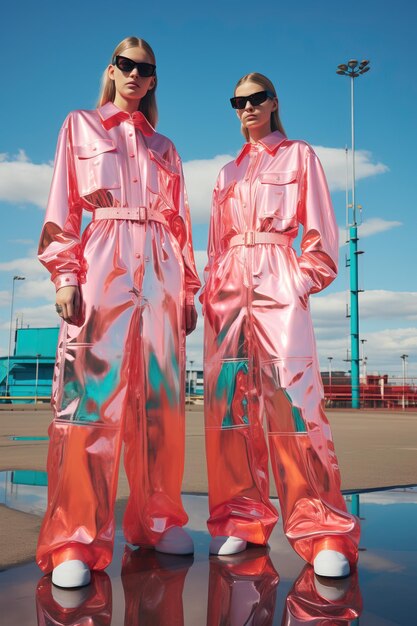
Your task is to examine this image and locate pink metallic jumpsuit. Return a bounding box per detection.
[201,131,360,568]
[36,102,200,573]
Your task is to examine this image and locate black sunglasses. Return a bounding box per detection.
[230,90,275,110]
[113,55,156,77]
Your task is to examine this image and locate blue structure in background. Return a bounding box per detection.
[0,327,59,403]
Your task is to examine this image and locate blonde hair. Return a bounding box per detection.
[235,72,286,141]
[97,36,158,127]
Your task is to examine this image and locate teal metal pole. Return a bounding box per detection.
[337,61,370,409]
[349,73,360,408]
[350,224,360,408]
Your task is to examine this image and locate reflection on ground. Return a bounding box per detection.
[1,488,416,624]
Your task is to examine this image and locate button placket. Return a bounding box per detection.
[248,148,262,231]
[125,121,142,206]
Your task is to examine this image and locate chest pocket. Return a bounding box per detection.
[257,170,298,226]
[74,139,120,197]
[147,149,180,210]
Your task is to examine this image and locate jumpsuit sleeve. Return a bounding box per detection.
[172,150,201,305]
[297,146,339,294]
[38,113,84,292]
[199,178,220,308]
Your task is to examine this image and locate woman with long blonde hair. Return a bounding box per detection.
[201,72,360,577]
[36,36,200,588]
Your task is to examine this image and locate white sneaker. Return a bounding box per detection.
[155,527,194,555]
[52,559,91,588]
[209,536,247,556]
[313,550,350,578]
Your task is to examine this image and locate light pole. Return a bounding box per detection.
[188,360,194,403]
[401,354,408,410]
[188,359,194,404]
[337,59,370,409]
[35,353,41,404]
[360,338,367,380]
[328,357,333,405]
[6,275,25,398]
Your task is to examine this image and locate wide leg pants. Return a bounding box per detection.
[204,249,360,568]
[37,219,188,572]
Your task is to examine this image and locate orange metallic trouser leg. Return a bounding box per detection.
[37,222,188,573]
[204,293,359,567]
[261,356,359,566]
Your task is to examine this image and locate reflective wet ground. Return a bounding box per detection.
[0,481,416,625]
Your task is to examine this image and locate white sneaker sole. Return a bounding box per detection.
[209,536,248,556]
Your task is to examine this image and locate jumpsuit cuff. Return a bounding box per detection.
[54,273,79,291]
[297,264,317,295]
[185,293,195,306]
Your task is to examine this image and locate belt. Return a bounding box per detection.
[93,206,167,225]
[228,231,292,247]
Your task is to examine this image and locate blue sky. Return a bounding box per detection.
[1,0,416,378]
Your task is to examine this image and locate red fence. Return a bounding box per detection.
[323,375,417,409]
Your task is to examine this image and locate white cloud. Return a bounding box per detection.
[315,326,417,375]
[0,290,11,308]
[0,151,52,208]
[311,291,417,375]
[0,254,46,277]
[184,154,232,222]
[359,217,402,237]
[314,146,389,192]
[311,290,417,323]
[339,217,403,246]
[364,327,417,358]
[360,291,417,320]
[18,278,55,302]
[0,303,58,331]
[0,254,55,324]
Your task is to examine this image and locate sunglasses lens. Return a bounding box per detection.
[230,97,245,109]
[249,91,268,106]
[137,63,155,77]
[116,57,135,72]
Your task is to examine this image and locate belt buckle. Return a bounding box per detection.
[244,231,255,246]
[138,206,148,222]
